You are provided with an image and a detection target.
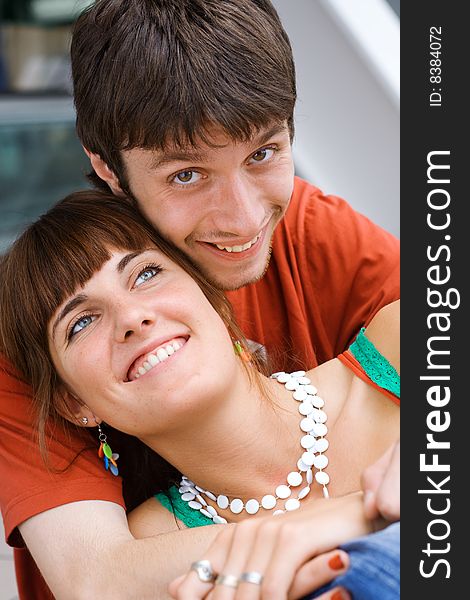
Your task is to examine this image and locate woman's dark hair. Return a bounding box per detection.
[71,0,297,191]
[0,189,258,510]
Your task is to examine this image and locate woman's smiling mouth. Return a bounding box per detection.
[127,336,188,381]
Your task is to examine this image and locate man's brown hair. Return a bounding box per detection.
[71,0,296,190]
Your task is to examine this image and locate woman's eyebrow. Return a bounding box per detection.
[51,250,154,339]
[116,248,157,272]
[116,251,145,273]
[52,294,88,340]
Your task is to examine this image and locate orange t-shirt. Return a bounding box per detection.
[226,177,400,372]
[0,178,399,598]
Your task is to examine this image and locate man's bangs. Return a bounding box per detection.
[120,93,289,154]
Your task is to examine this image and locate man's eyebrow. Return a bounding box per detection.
[149,149,208,170]
[252,123,289,147]
[148,124,288,171]
[52,294,88,340]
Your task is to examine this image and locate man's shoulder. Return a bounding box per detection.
[289,176,327,211]
[284,177,398,246]
[285,177,359,229]
[275,177,365,252]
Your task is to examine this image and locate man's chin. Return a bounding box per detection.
[196,248,273,291]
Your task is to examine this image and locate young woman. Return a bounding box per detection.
[0,190,399,599]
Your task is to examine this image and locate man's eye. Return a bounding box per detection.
[172,170,201,185]
[250,147,275,163]
[134,265,162,287]
[69,314,95,339]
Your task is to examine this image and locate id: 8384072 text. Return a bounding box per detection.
[429,26,443,107]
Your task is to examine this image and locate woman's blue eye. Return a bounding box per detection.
[135,266,161,287]
[70,315,94,338]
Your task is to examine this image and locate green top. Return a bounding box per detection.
[155,328,400,528]
[155,483,213,527]
[349,328,400,398]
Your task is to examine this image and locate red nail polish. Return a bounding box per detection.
[331,591,344,600]
[328,554,345,571]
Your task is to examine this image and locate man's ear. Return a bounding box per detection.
[57,386,99,428]
[83,147,126,197]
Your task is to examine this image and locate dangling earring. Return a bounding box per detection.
[96,422,119,476]
[233,340,251,363]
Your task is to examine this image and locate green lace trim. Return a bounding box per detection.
[155,485,214,528]
[350,328,400,398]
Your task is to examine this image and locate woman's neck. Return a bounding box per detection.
[141,361,348,505]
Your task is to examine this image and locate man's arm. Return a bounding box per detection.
[19,500,221,599]
[1,358,218,598]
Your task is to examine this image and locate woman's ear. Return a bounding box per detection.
[82,146,126,197]
[56,386,100,428]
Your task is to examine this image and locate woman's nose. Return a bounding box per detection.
[115,303,155,341]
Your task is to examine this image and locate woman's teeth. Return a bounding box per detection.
[214,233,261,253]
[133,340,183,379]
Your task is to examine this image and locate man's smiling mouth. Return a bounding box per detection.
[212,232,262,253]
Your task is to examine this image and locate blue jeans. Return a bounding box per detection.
[304,522,400,599]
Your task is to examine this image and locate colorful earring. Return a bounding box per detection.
[97,423,119,476]
[233,340,251,363]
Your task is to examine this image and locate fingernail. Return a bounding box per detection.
[328,554,345,571]
[331,591,345,600]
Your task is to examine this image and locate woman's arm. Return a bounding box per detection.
[128,496,186,537]
[362,300,400,521]
[362,439,400,522]
[170,492,376,600]
[363,299,400,374]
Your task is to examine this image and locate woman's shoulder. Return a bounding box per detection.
[363,300,400,374]
[128,495,184,538]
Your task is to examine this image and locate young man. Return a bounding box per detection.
[0,1,399,597]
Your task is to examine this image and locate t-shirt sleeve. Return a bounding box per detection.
[294,183,400,358]
[0,356,125,547]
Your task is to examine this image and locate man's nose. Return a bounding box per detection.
[214,175,267,236]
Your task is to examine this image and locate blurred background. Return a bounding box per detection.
[0,0,399,596]
[0,0,399,256]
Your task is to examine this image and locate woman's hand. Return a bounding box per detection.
[362,439,400,522]
[169,492,371,600]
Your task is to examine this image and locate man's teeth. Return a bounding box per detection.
[134,341,183,379]
[215,233,261,253]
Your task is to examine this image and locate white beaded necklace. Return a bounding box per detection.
[177,371,330,524]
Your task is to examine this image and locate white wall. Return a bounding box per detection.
[272,0,400,237]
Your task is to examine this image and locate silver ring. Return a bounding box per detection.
[190,559,216,583]
[239,571,264,585]
[215,574,239,588]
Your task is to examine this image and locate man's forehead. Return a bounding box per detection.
[135,122,289,170]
